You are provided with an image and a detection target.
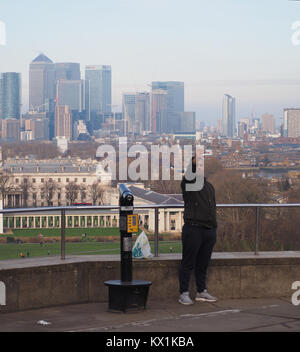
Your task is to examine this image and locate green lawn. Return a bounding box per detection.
[10,227,121,237]
[0,240,182,260]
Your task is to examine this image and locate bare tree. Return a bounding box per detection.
[40,179,58,206]
[88,182,105,205]
[79,184,87,202]
[19,178,34,207]
[65,181,80,204]
[0,171,13,207]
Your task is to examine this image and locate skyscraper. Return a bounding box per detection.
[222,94,236,137]
[1,118,20,141]
[151,89,167,133]
[261,113,275,134]
[55,63,81,81]
[56,80,85,112]
[85,65,112,114]
[178,112,196,133]
[55,105,72,141]
[151,81,184,133]
[284,108,300,138]
[29,54,55,112]
[122,93,136,132]
[24,117,49,140]
[135,92,150,133]
[0,72,21,119]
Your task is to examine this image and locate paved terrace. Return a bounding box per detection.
[0,252,300,332]
[0,297,299,332]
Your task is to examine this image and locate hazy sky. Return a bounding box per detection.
[1,0,300,125]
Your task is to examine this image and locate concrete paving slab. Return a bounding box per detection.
[0,297,299,332]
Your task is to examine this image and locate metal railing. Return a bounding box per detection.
[1,203,300,259]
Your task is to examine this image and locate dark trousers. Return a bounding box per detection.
[179,223,217,294]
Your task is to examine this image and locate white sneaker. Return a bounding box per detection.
[195,289,217,302]
[178,292,194,305]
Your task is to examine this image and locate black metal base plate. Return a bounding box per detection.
[104,280,152,312]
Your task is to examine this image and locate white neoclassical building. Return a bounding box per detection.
[0,152,184,233]
[126,184,184,233]
[1,183,184,234]
[0,155,113,208]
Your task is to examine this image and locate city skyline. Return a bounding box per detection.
[2,0,300,124]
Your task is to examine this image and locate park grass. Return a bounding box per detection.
[9,227,121,237]
[0,227,183,260]
[0,240,183,260]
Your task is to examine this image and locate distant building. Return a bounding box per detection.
[122,92,151,134]
[20,130,33,141]
[171,112,196,133]
[261,113,275,133]
[101,116,127,136]
[1,118,20,141]
[217,119,222,134]
[284,108,300,138]
[55,105,72,141]
[237,122,247,138]
[56,79,86,113]
[24,117,49,140]
[0,72,21,119]
[55,62,80,81]
[135,92,150,133]
[239,118,250,134]
[85,65,112,116]
[73,120,90,140]
[151,89,167,133]
[122,93,136,132]
[56,136,68,153]
[252,118,260,131]
[151,81,184,133]
[1,156,112,207]
[222,94,236,137]
[29,54,55,112]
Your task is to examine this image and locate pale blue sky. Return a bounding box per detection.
[1,0,300,125]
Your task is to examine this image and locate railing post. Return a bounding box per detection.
[61,209,66,260]
[255,206,260,255]
[154,207,159,257]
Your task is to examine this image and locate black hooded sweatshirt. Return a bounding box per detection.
[180,163,217,229]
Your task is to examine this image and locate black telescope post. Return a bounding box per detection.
[119,183,133,282]
[104,184,152,312]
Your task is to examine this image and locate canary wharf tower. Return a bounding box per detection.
[0,72,21,119]
[29,53,55,112]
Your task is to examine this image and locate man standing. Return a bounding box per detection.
[178,156,218,305]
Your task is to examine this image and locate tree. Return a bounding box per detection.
[65,182,80,204]
[88,182,105,205]
[79,184,87,202]
[19,179,34,207]
[40,179,58,206]
[0,171,13,207]
[278,177,290,192]
[209,169,271,250]
[204,157,223,179]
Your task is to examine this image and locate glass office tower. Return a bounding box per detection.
[56,80,85,112]
[151,89,168,133]
[0,72,21,119]
[55,63,81,81]
[151,81,184,133]
[85,65,112,114]
[29,53,55,112]
[222,94,236,137]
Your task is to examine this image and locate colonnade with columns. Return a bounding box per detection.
[2,209,185,233]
